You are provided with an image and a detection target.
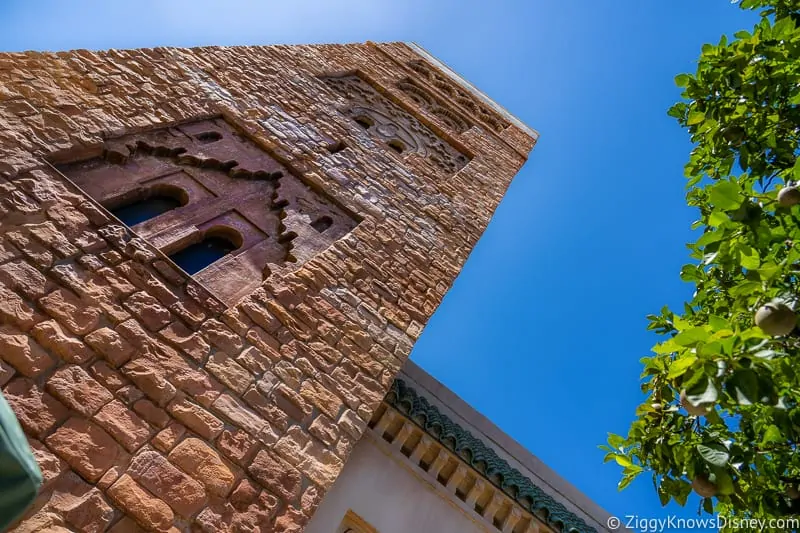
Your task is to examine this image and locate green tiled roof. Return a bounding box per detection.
[386,379,598,533]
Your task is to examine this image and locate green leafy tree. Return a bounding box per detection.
[604,0,800,528]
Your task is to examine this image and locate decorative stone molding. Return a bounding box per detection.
[396,78,471,134]
[58,117,359,306]
[407,60,510,135]
[321,74,470,174]
[373,379,598,533]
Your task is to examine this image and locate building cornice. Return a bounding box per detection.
[386,379,598,533]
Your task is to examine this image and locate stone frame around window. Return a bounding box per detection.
[52,116,360,307]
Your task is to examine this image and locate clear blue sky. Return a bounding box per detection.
[0,1,759,529]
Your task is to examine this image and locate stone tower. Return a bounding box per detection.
[0,42,537,532]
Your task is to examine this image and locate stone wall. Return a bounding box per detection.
[0,42,535,532]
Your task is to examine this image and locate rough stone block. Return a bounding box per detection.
[46,418,126,483]
[85,327,135,367]
[167,397,224,440]
[93,400,153,452]
[168,438,235,497]
[4,377,69,438]
[0,325,56,377]
[248,449,302,502]
[107,474,174,531]
[128,449,207,517]
[46,365,114,416]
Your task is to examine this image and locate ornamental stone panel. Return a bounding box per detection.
[0,41,535,532]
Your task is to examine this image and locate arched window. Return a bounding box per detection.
[110,185,188,227]
[168,227,242,275]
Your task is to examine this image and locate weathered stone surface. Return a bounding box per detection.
[124,292,172,331]
[39,289,100,335]
[46,365,113,416]
[132,399,170,429]
[84,327,135,367]
[45,418,125,483]
[275,426,343,489]
[4,377,68,438]
[31,320,94,363]
[0,260,48,299]
[166,397,223,440]
[0,283,38,330]
[194,480,279,533]
[248,449,302,502]
[205,352,253,394]
[211,393,266,435]
[107,474,174,531]
[0,41,532,533]
[122,359,177,407]
[217,429,258,466]
[152,422,186,453]
[168,438,235,497]
[93,400,153,452]
[0,325,56,377]
[29,439,67,489]
[128,449,207,517]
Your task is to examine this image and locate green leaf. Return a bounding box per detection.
[712,468,735,496]
[652,338,680,355]
[697,443,730,467]
[675,73,691,87]
[673,327,709,346]
[709,180,742,210]
[708,315,731,331]
[612,3,800,517]
[618,473,638,491]
[739,245,760,270]
[607,433,625,450]
[668,354,698,378]
[696,229,727,248]
[729,369,759,405]
[687,111,706,125]
[614,454,634,468]
[762,425,783,445]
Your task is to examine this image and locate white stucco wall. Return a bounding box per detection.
[305,434,491,533]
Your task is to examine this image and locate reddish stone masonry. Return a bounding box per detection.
[59,117,359,306]
[0,41,534,532]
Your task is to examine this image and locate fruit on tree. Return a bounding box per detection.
[778,186,800,207]
[692,475,718,498]
[754,302,797,337]
[680,390,710,416]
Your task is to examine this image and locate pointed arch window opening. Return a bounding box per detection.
[108,184,189,228]
[168,227,243,275]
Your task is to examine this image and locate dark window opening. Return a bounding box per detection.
[169,234,238,275]
[110,186,187,227]
[353,116,374,129]
[326,141,347,154]
[194,131,223,144]
[311,216,333,233]
[387,140,405,154]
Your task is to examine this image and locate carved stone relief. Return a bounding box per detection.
[322,75,469,174]
[396,79,470,134]
[58,118,358,306]
[407,60,510,135]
